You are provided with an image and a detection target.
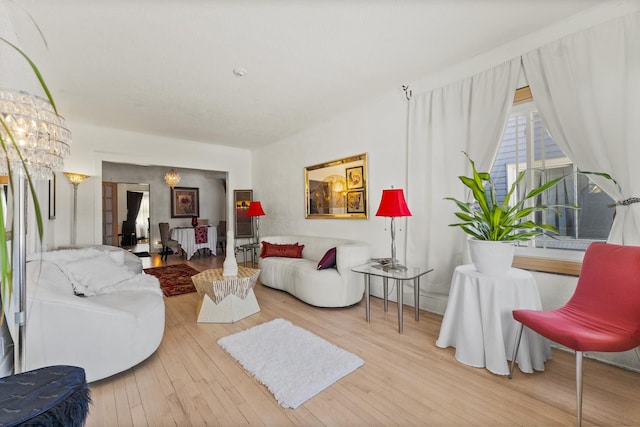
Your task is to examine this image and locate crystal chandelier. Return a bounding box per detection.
[0,89,72,179]
[164,168,180,187]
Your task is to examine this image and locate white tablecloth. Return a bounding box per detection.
[171,226,217,260]
[436,264,551,375]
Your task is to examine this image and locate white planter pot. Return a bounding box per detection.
[467,238,515,276]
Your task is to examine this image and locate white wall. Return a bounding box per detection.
[52,122,252,249]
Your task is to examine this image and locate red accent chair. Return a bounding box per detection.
[510,242,640,426]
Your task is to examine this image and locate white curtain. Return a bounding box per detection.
[523,11,640,245]
[406,58,520,295]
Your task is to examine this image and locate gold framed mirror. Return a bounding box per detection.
[305,153,368,219]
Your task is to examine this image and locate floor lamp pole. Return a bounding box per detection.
[13,174,27,374]
[255,217,260,245]
[71,182,79,245]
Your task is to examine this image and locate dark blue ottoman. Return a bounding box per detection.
[0,365,90,426]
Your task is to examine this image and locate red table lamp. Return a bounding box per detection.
[247,201,266,244]
[375,188,412,271]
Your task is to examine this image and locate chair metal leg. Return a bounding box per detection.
[576,351,583,427]
[509,323,524,379]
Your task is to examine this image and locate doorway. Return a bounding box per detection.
[102,182,150,251]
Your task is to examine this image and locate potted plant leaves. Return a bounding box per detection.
[445,152,577,275]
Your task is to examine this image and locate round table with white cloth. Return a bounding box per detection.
[436,264,552,375]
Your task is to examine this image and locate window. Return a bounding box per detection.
[491,95,615,252]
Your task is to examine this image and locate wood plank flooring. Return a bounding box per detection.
[85,250,640,426]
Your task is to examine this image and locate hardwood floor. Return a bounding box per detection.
[86,250,640,426]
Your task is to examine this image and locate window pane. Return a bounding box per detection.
[576,174,615,239]
[491,107,615,250]
[491,115,526,206]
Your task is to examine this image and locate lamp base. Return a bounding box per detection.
[382,263,407,272]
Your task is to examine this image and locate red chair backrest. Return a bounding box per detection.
[567,242,640,341]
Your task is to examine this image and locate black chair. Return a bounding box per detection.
[120,220,137,246]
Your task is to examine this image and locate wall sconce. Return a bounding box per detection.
[375,187,412,271]
[64,172,90,245]
[164,168,180,188]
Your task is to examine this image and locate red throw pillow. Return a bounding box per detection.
[317,247,337,270]
[260,242,305,258]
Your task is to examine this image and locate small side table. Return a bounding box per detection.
[238,242,260,267]
[191,266,260,323]
[351,263,433,333]
[436,264,551,375]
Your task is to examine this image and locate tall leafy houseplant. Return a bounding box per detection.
[445,152,577,275]
[445,152,572,241]
[0,36,59,320]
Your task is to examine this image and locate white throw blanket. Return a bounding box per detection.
[28,248,162,297]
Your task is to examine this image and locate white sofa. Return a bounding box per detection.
[258,235,370,307]
[6,246,165,382]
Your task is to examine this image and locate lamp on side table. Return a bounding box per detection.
[375,187,412,271]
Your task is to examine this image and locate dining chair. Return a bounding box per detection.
[509,242,640,426]
[217,220,227,254]
[159,222,181,261]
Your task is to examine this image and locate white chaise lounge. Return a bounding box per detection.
[5,246,165,382]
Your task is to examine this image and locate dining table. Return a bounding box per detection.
[171,225,217,260]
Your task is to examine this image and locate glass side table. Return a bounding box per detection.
[238,242,261,267]
[352,263,433,333]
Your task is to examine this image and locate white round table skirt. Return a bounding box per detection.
[436,264,552,375]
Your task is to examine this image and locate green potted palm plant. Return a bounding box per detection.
[445,152,575,275]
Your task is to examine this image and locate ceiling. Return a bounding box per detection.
[7,0,606,150]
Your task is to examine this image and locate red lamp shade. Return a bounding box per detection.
[375,188,412,217]
[247,201,266,217]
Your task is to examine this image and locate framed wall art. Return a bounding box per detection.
[234,189,253,238]
[305,153,368,219]
[170,186,200,218]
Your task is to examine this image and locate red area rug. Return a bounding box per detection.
[144,264,200,297]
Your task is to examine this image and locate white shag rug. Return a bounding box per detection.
[217,318,364,409]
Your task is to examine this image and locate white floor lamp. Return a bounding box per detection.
[64,172,89,245]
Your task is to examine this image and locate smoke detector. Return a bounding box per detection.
[233,67,247,77]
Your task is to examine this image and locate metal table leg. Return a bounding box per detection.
[397,279,403,334]
[364,274,370,322]
[383,277,389,312]
[414,277,420,321]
